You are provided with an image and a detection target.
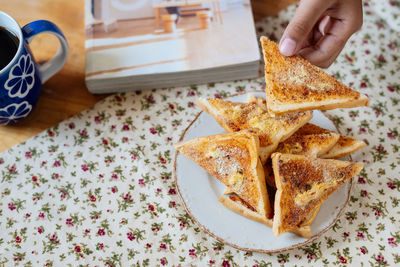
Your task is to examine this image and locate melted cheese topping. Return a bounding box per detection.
[224,105,243,120]
[256,107,265,115]
[248,115,275,130]
[279,142,303,154]
[228,172,244,186]
[307,82,331,92]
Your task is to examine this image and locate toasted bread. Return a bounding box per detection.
[247,93,267,111]
[175,131,271,218]
[301,203,322,226]
[196,97,312,163]
[295,123,367,159]
[293,123,329,135]
[247,95,353,158]
[260,37,369,116]
[264,157,321,228]
[271,153,363,236]
[276,132,340,156]
[262,159,322,227]
[218,195,311,238]
[265,132,339,189]
[264,160,275,189]
[225,159,321,229]
[322,136,367,159]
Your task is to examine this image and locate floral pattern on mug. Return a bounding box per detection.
[4,54,35,98]
[0,101,32,125]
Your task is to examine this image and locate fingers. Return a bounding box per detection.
[318,15,332,35]
[324,0,363,31]
[298,19,353,68]
[279,0,332,56]
[308,16,331,46]
[298,41,342,68]
[280,0,363,68]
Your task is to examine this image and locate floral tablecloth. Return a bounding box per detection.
[1,1,399,266]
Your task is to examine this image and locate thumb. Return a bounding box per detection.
[279,0,332,56]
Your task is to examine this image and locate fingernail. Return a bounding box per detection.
[280,38,297,56]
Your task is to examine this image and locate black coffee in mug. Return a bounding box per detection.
[0,26,19,70]
[0,11,69,125]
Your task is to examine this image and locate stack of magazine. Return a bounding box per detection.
[85,0,260,93]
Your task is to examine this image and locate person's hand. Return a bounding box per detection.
[279,0,363,68]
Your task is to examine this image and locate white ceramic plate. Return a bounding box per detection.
[174,92,352,253]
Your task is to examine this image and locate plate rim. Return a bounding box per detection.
[173,91,353,253]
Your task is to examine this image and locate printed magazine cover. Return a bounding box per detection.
[85,0,260,93]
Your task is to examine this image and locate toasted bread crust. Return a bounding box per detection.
[301,203,322,226]
[196,98,236,133]
[271,153,363,236]
[197,97,312,163]
[247,93,268,111]
[218,195,311,238]
[175,132,271,218]
[276,133,340,156]
[255,158,271,217]
[295,123,367,159]
[266,132,340,189]
[247,95,314,143]
[294,123,328,135]
[260,37,369,116]
[321,137,367,159]
[224,157,271,217]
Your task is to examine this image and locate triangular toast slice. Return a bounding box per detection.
[323,136,366,159]
[260,36,369,116]
[218,195,311,238]
[247,95,364,159]
[265,131,339,189]
[263,157,322,228]
[222,183,321,228]
[224,161,321,230]
[247,93,267,110]
[301,203,322,227]
[295,123,366,159]
[175,131,271,218]
[276,132,340,156]
[197,98,312,163]
[271,153,363,236]
[293,122,330,135]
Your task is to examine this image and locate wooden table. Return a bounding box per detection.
[0,0,108,152]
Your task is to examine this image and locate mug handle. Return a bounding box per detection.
[22,20,69,83]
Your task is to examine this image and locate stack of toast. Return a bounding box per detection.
[175,37,368,238]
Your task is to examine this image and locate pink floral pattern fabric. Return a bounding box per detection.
[1,1,400,266]
[371,0,400,31]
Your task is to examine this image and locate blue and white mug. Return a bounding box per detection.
[0,11,68,125]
